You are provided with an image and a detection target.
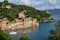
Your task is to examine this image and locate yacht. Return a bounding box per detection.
[9,31,17,35]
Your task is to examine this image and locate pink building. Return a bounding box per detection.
[19,21,24,28]
[18,12,25,19]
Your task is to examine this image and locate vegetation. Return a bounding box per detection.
[0,29,31,40]
[18,36,30,40]
[48,20,60,40]
[0,0,52,21]
[0,29,13,40]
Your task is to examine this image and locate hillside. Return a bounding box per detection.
[49,9,60,16]
[0,0,53,21]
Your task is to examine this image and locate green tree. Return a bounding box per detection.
[18,36,30,40]
[0,1,52,21]
[48,20,60,40]
[0,30,13,40]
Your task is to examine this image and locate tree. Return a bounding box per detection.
[18,36,30,40]
[48,20,60,40]
[4,0,8,3]
[0,30,13,40]
[0,1,52,21]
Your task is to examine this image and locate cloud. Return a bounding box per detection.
[49,0,56,5]
[32,0,44,7]
[20,0,32,5]
[0,0,60,10]
[54,6,60,9]
[48,0,60,9]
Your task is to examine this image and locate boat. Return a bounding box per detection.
[9,31,17,35]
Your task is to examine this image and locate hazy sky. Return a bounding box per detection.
[0,0,60,10]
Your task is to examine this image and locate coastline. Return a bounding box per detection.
[39,18,54,23]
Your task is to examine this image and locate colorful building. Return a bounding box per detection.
[24,18,29,28]
[18,12,25,19]
[33,18,38,27]
[1,18,9,30]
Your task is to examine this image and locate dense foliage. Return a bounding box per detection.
[0,29,13,40]
[48,21,60,40]
[0,28,30,40]
[18,36,30,40]
[0,0,52,21]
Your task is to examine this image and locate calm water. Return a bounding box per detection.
[9,10,60,40]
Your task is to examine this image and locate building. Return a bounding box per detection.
[46,11,49,14]
[24,18,29,28]
[2,18,9,23]
[28,17,33,27]
[18,12,25,19]
[1,21,7,30]
[19,21,24,28]
[1,18,9,30]
[6,5,11,9]
[33,18,38,27]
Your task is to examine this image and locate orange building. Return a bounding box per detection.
[33,18,38,27]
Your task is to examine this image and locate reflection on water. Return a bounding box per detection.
[5,26,39,40]
[7,26,38,33]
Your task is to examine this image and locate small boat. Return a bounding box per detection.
[9,31,17,35]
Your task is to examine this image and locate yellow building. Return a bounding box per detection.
[1,21,7,30]
[33,18,38,27]
[1,18,9,30]
[24,18,29,28]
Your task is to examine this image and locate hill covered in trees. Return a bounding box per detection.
[48,21,60,40]
[0,0,53,21]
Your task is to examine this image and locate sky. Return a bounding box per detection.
[0,0,60,10]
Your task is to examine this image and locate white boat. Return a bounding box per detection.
[9,31,17,35]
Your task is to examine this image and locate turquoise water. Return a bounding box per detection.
[29,10,60,40]
[10,10,60,40]
[29,22,55,40]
